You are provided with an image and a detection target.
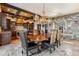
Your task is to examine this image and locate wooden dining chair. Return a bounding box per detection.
[54,29,61,48]
[56,30,61,46]
[18,30,38,56]
[50,30,57,49]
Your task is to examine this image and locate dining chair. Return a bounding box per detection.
[50,30,57,50]
[56,30,61,46]
[41,31,56,53]
[18,30,38,56]
[54,29,61,48]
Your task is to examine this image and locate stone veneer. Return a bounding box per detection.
[53,12,79,40]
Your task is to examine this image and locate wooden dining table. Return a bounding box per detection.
[27,33,49,53]
[27,33,48,43]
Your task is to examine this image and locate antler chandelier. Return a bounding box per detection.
[40,3,47,24]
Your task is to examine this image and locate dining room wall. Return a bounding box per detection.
[53,12,79,40]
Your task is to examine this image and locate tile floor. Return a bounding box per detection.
[0,38,79,56]
[36,39,79,56]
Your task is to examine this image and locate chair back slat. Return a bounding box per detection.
[19,30,28,49]
[50,30,57,44]
[57,30,61,41]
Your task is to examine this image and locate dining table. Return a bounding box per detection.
[27,33,48,43]
[27,32,50,53]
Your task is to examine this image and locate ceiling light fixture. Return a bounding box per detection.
[40,3,47,24]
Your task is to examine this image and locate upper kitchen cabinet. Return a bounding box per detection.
[1,4,18,15]
[19,11,33,18]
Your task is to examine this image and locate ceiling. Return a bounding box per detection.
[9,3,79,17]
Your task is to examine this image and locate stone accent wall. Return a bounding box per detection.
[53,13,79,40]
